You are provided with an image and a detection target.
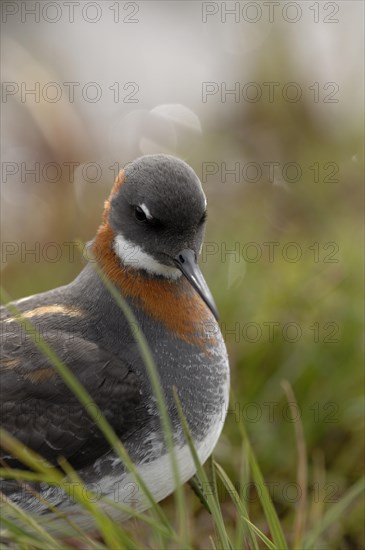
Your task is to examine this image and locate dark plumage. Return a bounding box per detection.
[0,154,229,534]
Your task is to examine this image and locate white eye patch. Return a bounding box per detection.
[140,203,153,220]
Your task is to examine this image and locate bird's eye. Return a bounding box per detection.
[199,211,207,225]
[134,206,147,222]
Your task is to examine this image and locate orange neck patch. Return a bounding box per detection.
[92,171,214,346]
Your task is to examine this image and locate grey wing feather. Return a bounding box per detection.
[0,329,145,470]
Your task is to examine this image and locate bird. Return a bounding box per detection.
[0,154,229,534]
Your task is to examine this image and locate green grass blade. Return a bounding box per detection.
[0,469,54,483]
[0,464,96,544]
[214,460,275,550]
[189,475,212,513]
[58,457,139,549]
[209,535,218,550]
[0,430,175,546]
[235,443,259,550]
[0,429,64,478]
[91,494,175,538]
[244,437,288,549]
[0,430,122,545]
[0,514,53,549]
[240,517,277,550]
[303,476,365,549]
[281,380,308,548]
[233,390,288,550]
[172,386,232,550]
[0,496,67,549]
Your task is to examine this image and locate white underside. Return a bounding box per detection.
[114,234,182,280]
[97,419,224,521]
[29,407,227,535]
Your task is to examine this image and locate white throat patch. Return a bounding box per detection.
[113,234,182,280]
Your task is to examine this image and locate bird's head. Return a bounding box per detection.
[103,154,218,319]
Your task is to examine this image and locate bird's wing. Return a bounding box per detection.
[0,329,146,471]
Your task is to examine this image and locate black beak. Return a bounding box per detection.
[174,248,219,321]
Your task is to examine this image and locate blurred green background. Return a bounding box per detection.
[1,1,363,548]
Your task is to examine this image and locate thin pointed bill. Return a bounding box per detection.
[173,248,219,321]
